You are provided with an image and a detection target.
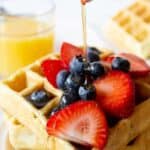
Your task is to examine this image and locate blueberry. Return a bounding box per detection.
[28,90,51,108]
[87,47,101,62]
[90,62,105,79]
[59,91,79,108]
[65,73,85,90]
[50,106,61,116]
[69,56,88,74]
[78,84,96,100]
[112,57,130,72]
[87,47,101,55]
[56,70,70,90]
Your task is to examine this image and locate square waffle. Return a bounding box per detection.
[0,51,150,150]
[104,0,150,59]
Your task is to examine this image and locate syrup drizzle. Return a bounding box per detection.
[81,4,87,51]
[81,0,92,51]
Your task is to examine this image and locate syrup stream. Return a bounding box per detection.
[81,4,87,51]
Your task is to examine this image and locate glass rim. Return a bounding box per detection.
[0,0,56,18]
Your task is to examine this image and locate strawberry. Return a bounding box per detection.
[102,55,115,63]
[94,71,135,118]
[47,101,108,149]
[61,42,84,66]
[41,59,67,87]
[118,53,150,76]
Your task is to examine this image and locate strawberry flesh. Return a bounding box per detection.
[61,42,84,66]
[47,101,108,149]
[94,70,135,118]
[41,59,67,87]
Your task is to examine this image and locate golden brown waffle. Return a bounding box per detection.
[0,53,64,150]
[105,0,150,59]
[0,51,150,150]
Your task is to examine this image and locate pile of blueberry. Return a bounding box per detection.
[26,47,130,114]
[50,47,106,115]
[50,47,131,115]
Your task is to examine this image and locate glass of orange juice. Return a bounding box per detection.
[0,0,55,77]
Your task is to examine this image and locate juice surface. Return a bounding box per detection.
[0,17,54,77]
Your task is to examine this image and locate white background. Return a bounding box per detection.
[54,0,134,49]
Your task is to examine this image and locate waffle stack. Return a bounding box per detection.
[105,0,150,59]
[0,51,150,150]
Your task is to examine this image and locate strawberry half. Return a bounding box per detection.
[61,42,84,65]
[94,71,135,118]
[47,101,108,149]
[41,59,67,87]
[118,53,150,76]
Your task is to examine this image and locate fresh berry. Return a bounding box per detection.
[78,84,96,100]
[90,62,105,79]
[47,101,108,149]
[87,47,101,62]
[118,53,150,76]
[41,59,67,87]
[49,106,61,116]
[27,90,51,108]
[59,90,79,108]
[111,57,130,72]
[69,56,88,74]
[65,73,85,90]
[56,70,70,90]
[61,42,84,65]
[103,55,114,63]
[94,71,135,118]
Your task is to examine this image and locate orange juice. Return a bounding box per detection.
[0,17,55,76]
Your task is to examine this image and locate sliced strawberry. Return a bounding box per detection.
[94,71,135,118]
[41,59,67,87]
[102,55,115,63]
[61,42,84,65]
[47,101,108,149]
[118,53,150,76]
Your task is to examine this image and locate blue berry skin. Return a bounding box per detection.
[112,57,130,72]
[90,62,105,79]
[56,70,70,90]
[65,73,85,90]
[87,47,101,62]
[59,91,79,108]
[50,106,60,116]
[28,90,51,108]
[69,56,87,74]
[78,84,96,100]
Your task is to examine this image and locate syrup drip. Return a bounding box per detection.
[81,4,87,51]
[81,0,93,51]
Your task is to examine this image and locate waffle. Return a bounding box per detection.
[0,51,149,150]
[104,0,150,59]
[8,118,75,150]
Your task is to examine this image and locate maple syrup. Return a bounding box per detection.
[81,4,87,51]
[81,0,92,51]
